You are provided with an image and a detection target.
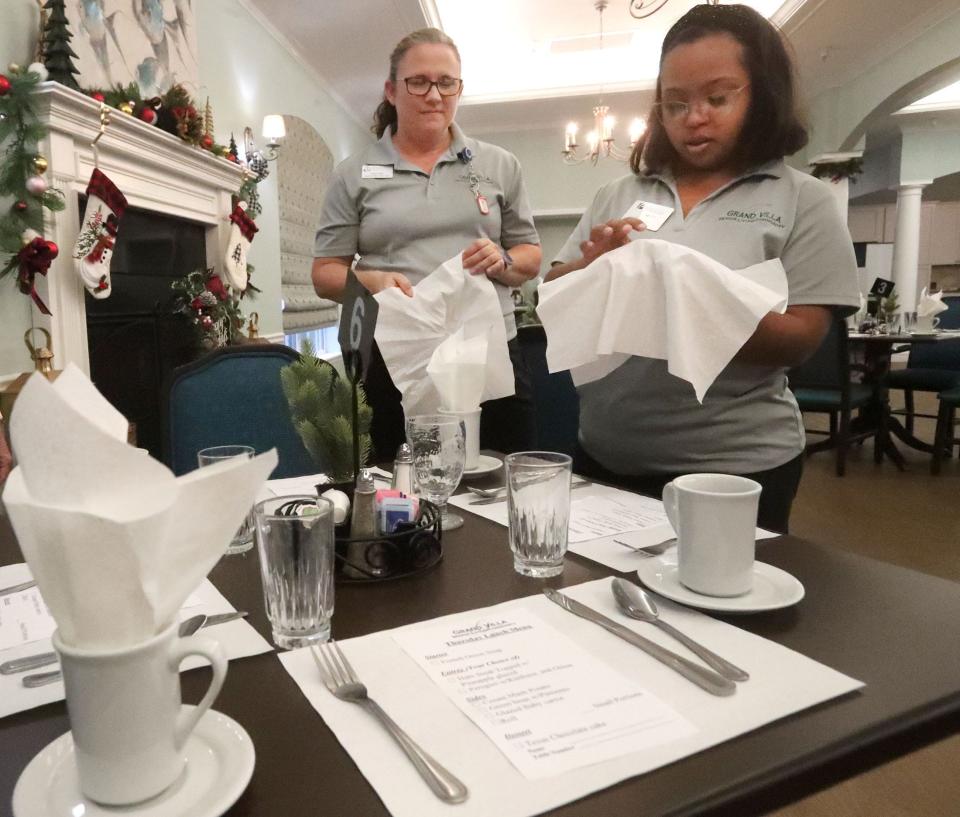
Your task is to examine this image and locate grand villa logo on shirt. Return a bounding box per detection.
[719,209,785,228]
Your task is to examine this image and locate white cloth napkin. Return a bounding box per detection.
[1,365,277,649]
[537,239,788,402]
[918,288,948,318]
[0,563,273,719]
[426,327,486,411]
[279,579,862,817]
[374,254,514,416]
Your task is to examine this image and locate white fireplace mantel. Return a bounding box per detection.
[31,82,246,375]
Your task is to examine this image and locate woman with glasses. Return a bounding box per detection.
[546,5,860,532]
[313,28,541,461]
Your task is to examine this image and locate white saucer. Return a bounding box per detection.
[636,557,804,613]
[13,707,254,817]
[460,454,503,479]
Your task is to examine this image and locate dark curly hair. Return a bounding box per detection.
[630,4,807,175]
[372,28,461,138]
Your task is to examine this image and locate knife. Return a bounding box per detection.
[3,611,247,677]
[469,481,592,506]
[0,580,36,598]
[543,589,735,697]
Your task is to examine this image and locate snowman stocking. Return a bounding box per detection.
[221,202,258,291]
[72,169,128,299]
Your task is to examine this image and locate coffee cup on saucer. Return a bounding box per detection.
[914,315,940,333]
[662,473,762,597]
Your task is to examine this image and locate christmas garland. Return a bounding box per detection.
[810,158,864,184]
[0,64,64,313]
[171,267,252,349]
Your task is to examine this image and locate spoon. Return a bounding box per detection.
[466,486,504,498]
[611,579,749,682]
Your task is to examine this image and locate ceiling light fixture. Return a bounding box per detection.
[562,1,647,165]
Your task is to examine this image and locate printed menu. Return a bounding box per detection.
[393,605,696,778]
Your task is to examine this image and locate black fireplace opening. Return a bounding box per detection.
[85,204,208,460]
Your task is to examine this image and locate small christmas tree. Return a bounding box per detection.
[281,340,372,482]
[42,0,81,91]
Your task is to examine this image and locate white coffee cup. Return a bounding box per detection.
[439,407,481,470]
[915,315,941,332]
[662,473,762,597]
[54,620,227,805]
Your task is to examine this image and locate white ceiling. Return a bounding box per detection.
[244,0,960,137]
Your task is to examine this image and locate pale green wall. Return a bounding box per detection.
[900,126,960,184]
[0,0,370,378]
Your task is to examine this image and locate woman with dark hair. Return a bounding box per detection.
[313,28,541,461]
[547,5,860,532]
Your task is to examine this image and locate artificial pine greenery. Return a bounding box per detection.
[42,0,81,90]
[281,340,373,482]
[0,68,65,281]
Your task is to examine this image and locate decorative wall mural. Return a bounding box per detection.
[66,1,199,96]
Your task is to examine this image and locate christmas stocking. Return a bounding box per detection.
[222,202,258,291]
[72,169,128,299]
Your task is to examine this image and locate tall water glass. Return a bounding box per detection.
[197,445,255,555]
[405,414,466,531]
[254,495,335,649]
[505,452,572,577]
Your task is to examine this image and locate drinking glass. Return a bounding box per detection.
[197,445,255,555]
[405,414,466,531]
[505,452,572,578]
[254,495,335,649]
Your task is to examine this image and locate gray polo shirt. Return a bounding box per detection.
[553,161,860,475]
[314,124,539,339]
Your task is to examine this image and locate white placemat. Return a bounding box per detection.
[279,578,862,817]
[0,563,273,719]
[449,485,779,572]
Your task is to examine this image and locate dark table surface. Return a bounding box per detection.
[2,506,960,817]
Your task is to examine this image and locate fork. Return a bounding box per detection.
[466,485,504,498]
[311,641,468,804]
[614,538,676,556]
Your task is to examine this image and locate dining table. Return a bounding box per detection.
[2,491,960,817]
[848,329,960,467]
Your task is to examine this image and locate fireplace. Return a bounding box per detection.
[85,207,208,456]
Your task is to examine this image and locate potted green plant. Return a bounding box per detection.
[281,340,372,485]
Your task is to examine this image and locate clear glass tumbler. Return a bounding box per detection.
[505,452,572,578]
[197,445,256,555]
[405,414,466,532]
[254,495,335,649]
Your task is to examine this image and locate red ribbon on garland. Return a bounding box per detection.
[16,237,57,315]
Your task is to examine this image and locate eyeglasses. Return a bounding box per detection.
[403,76,463,97]
[654,84,749,122]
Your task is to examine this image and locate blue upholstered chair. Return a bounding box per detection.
[517,324,579,458]
[163,344,320,478]
[788,316,882,476]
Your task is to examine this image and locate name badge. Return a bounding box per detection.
[621,200,674,231]
[361,164,394,179]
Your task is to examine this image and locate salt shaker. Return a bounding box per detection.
[391,443,416,496]
[344,469,377,577]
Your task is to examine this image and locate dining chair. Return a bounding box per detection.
[788,315,883,476]
[162,344,320,478]
[931,385,960,475]
[885,335,960,437]
[517,323,579,458]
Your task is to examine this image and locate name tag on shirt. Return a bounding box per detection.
[361,164,394,179]
[621,200,674,231]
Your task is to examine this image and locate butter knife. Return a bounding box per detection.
[469,481,592,506]
[543,589,735,697]
[0,580,36,598]
[5,611,247,678]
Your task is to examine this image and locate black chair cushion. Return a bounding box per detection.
[794,383,876,411]
[886,368,960,393]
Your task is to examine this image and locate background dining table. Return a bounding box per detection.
[2,496,960,816]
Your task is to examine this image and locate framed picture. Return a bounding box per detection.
[64,0,199,96]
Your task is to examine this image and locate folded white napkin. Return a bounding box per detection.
[537,239,788,402]
[918,288,948,318]
[2,365,277,649]
[374,254,514,417]
[426,327,486,412]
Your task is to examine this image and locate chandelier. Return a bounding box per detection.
[561,1,647,165]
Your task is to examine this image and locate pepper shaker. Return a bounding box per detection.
[345,469,377,577]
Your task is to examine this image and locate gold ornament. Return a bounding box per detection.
[118,101,134,115]
[33,155,48,173]
[8,63,21,74]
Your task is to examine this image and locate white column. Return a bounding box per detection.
[890,181,930,313]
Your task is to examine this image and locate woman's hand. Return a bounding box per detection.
[579,217,645,265]
[0,421,12,484]
[462,237,507,280]
[356,269,414,297]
